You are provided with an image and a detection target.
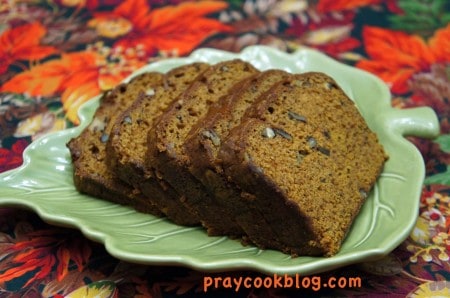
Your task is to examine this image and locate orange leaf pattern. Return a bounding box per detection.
[1,52,100,97]
[356,26,449,94]
[0,1,450,297]
[0,229,91,290]
[0,23,57,74]
[1,52,103,124]
[429,24,450,63]
[1,1,230,125]
[90,0,232,55]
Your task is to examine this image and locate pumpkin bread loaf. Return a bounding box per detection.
[146,59,259,236]
[67,72,165,215]
[106,63,209,226]
[68,60,388,257]
[218,72,387,256]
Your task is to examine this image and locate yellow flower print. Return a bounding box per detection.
[14,112,66,141]
[88,17,133,39]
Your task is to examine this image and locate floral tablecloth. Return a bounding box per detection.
[1,0,449,297]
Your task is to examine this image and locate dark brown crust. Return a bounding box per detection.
[67,72,165,216]
[146,59,259,236]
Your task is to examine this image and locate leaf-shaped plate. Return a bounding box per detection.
[0,46,439,275]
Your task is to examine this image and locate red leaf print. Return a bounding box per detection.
[317,37,361,56]
[317,0,383,12]
[0,229,92,288]
[86,0,122,10]
[0,139,28,173]
[56,247,71,281]
[145,1,232,55]
[11,138,28,154]
[115,0,151,30]
[356,26,437,94]
[317,0,401,13]
[0,257,42,285]
[0,23,57,74]
[13,247,46,262]
[11,236,58,251]
[68,237,92,272]
[34,256,56,282]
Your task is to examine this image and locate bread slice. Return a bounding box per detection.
[146,59,259,236]
[218,72,387,256]
[183,69,291,246]
[107,62,209,226]
[67,72,165,215]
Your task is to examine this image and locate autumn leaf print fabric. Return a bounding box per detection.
[0,0,449,297]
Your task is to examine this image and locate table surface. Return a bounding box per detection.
[0,1,449,297]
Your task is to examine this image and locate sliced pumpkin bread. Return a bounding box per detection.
[146,59,259,236]
[218,72,388,256]
[107,63,209,226]
[67,72,165,215]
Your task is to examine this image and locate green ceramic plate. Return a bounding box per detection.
[0,46,439,275]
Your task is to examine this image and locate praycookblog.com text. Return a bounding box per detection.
[203,273,362,292]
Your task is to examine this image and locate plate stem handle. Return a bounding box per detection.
[384,107,440,139]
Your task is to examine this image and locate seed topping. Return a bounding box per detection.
[273,128,293,141]
[201,129,221,146]
[123,115,132,124]
[100,133,109,143]
[88,117,106,132]
[287,110,307,123]
[360,189,368,199]
[261,127,276,139]
[324,81,338,90]
[307,136,317,148]
[317,146,331,156]
[262,127,293,141]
